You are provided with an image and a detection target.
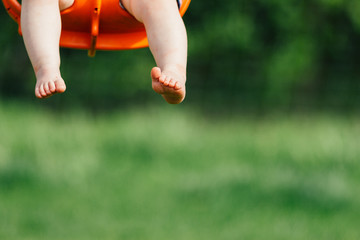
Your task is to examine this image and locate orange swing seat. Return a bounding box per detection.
[2,0,191,56]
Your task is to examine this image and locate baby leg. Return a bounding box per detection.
[121,0,188,104]
[21,0,72,98]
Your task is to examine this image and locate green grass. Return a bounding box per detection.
[0,103,360,240]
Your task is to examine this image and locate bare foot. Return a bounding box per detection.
[151,66,186,104]
[35,69,66,99]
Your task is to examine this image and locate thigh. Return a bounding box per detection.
[59,0,74,11]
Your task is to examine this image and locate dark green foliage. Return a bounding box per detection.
[186,0,360,111]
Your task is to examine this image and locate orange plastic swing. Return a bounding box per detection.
[2,0,191,56]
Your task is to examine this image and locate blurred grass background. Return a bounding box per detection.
[1,104,360,239]
[1,0,360,239]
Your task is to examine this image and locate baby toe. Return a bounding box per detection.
[159,74,166,83]
[35,87,42,98]
[174,82,182,90]
[164,76,171,86]
[39,84,48,97]
[168,79,176,88]
[44,83,52,95]
[151,67,162,80]
[55,80,66,93]
[48,81,56,92]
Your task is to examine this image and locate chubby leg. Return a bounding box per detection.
[21,0,73,98]
[122,0,188,104]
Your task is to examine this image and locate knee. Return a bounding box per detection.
[129,0,178,14]
[59,0,74,11]
[123,0,177,22]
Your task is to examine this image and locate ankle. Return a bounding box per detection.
[162,64,186,77]
[34,65,60,78]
